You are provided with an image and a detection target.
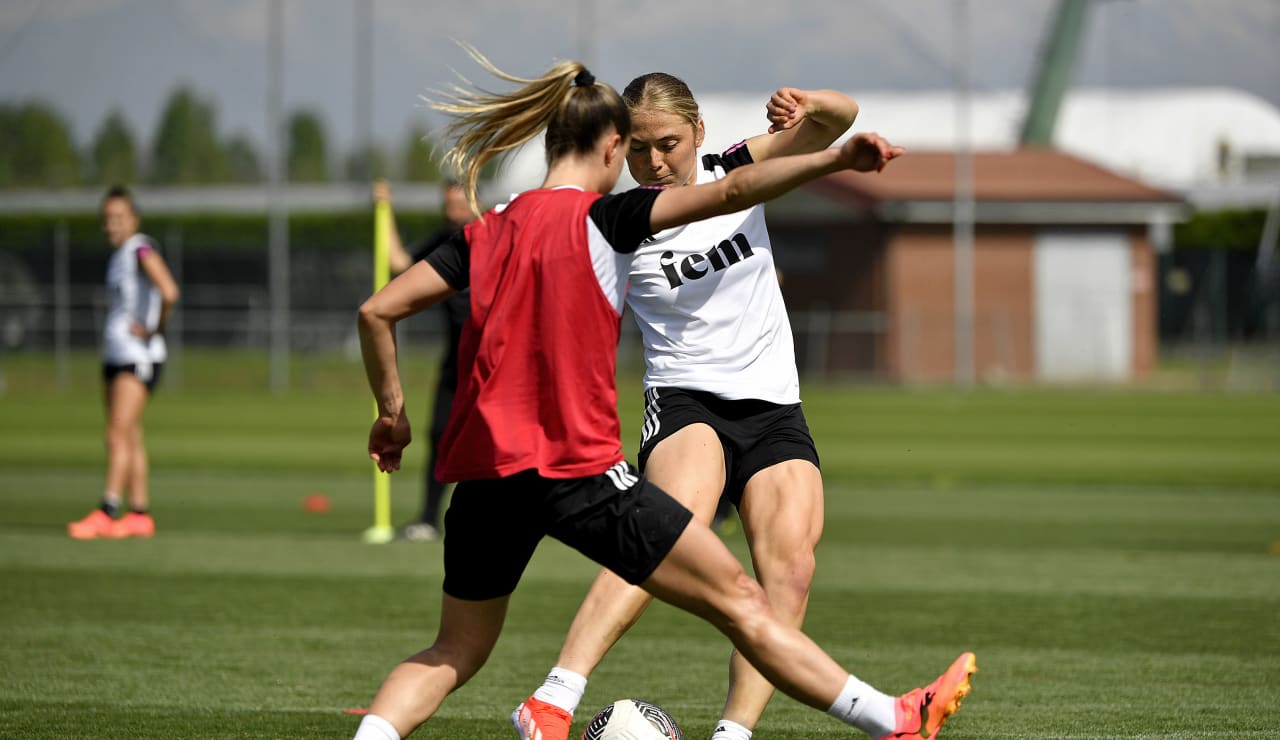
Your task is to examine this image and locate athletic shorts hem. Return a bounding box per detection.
[637,387,819,505]
[440,464,692,601]
[102,362,164,393]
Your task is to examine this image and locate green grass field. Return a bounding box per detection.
[2,352,1278,739]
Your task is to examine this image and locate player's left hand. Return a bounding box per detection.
[368,412,411,473]
[766,87,808,134]
[846,132,906,173]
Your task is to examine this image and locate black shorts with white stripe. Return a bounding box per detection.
[102,362,165,393]
[637,387,820,507]
[441,462,694,600]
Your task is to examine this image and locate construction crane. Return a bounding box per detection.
[1019,0,1091,147]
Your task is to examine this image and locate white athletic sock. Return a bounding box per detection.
[531,666,588,715]
[352,713,400,740]
[826,674,896,738]
[710,718,752,740]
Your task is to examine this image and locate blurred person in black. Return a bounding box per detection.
[372,178,477,541]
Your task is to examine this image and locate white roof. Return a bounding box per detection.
[493,87,1280,203]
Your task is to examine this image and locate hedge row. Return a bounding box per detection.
[0,210,444,253]
[3,207,1266,253]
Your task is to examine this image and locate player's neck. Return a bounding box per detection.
[542,160,608,194]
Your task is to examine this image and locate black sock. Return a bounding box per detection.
[101,500,121,517]
[130,507,149,516]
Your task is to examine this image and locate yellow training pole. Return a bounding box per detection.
[362,196,396,544]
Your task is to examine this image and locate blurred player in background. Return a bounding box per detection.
[68,185,179,540]
[373,178,477,542]
[351,46,973,740]
[515,74,863,740]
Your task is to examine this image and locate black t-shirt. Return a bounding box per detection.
[410,226,471,330]
[409,226,469,385]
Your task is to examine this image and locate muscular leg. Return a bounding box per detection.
[104,374,148,500]
[639,517,846,712]
[553,424,726,675]
[367,593,509,737]
[721,459,824,728]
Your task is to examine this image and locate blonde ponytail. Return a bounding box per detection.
[423,43,629,215]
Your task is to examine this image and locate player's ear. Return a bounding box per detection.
[604,132,623,167]
[694,118,705,148]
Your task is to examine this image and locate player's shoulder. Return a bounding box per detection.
[129,233,160,252]
[700,140,754,177]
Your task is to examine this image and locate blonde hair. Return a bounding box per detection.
[425,44,631,215]
[622,72,701,129]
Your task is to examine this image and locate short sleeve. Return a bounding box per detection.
[701,140,754,175]
[424,230,470,290]
[587,187,663,254]
[409,227,458,262]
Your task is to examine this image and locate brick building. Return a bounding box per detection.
[768,149,1187,382]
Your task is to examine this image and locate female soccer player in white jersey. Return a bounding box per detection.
[514,74,883,740]
[67,185,179,540]
[351,46,974,740]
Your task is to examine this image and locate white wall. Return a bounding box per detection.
[492,87,1280,197]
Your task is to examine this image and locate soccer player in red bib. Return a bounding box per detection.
[351,46,974,740]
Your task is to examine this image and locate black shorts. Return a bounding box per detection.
[102,362,164,393]
[440,462,694,601]
[637,387,820,507]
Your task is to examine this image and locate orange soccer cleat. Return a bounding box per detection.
[879,652,977,740]
[107,511,155,539]
[68,509,116,540]
[510,697,572,740]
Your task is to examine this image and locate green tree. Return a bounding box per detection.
[224,134,262,183]
[401,125,440,182]
[149,86,228,184]
[0,101,82,188]
[287,110,329,183]
[90,110,137,185]
[343,143,390,182]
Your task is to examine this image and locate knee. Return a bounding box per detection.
[755,537,818,602]
[104,424,131,449]
[776,547,817,596]
[721,568,775,638]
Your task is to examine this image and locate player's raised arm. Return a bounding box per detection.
[372,179,415,275]
[747,87,859,162]
[649,131,904,232]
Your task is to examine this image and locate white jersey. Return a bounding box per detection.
[102,233,167,367]
[627,143,800,404]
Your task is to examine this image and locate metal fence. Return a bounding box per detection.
[3,220,1278,393]
[0,274,896,389]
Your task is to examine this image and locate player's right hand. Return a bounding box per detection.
[840,132,906,173]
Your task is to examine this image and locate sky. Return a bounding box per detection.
[0,0,1277,165]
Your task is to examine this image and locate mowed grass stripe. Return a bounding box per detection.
[2,361,1280,488]
[4,564,1277,738]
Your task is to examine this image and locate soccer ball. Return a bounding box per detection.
[581,698,683,740]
